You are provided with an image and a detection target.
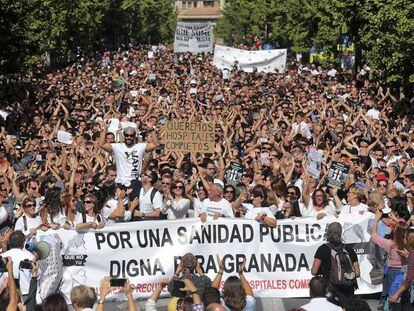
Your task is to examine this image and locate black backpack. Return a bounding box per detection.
[129,180,159,221]
[328,243,357,288]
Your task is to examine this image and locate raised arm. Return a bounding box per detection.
[98,125,113,153]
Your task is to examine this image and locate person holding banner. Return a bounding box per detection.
[72,194,105,230]
[161,181,190,220]
[199,183,234,222]
[236,188,277,227]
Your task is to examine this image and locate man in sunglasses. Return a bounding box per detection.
[99,125,160,187]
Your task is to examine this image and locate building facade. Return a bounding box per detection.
[173,0,224,23]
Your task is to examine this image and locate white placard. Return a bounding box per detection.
[174,22,213,53]
[213,45,287,73]
[57,130,73,145]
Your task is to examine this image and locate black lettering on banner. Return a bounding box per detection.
[283,226,294,242]
[136,229,174,248]
[189,253,310,274]
[310,224,323,241]
[62,254,88,266]
[110,258,165,278]
[95,232,132,250]
[260,223,324,243]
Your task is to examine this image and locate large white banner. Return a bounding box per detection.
[38,213,380,300]
[213,45,287,73]
[174,22,213,53]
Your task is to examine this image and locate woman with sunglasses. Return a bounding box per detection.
[185,178,208,218]
[161,182,190,219]
[14,197,45,238]
[73,194,105,230]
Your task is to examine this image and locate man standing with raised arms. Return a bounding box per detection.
[99,125,160,187]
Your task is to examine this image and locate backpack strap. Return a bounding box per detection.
[23,215,27,232]
[150,188,158,205]
[82,213,86,223]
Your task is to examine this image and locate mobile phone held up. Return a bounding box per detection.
[110,278,127,287]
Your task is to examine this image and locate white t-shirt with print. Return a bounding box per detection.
[339,203,369,216]
[111,142,147,186]
[201,198,234,218]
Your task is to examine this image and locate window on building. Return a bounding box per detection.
[203,1,215,7]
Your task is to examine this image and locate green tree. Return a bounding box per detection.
[361,0,414,84]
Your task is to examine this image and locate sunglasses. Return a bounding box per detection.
[84,200,93,204]
[174,185,184,190]
[225,190,234,194]
[124,134,135,138]
[25,203,35,208]
[85,182,94,186]
[161,182,171,185]
[77,170,85,173]
[378,183,387,187]
[287,191,296,196]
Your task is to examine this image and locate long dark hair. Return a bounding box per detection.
[42,293,69,311]
[223,276,246,311]
[41,188,64,222]
[312,188,329,207]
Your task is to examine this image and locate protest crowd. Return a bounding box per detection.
[0,43,414,311]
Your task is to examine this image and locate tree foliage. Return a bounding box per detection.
[216,0,414,85]
[0,0,176,74]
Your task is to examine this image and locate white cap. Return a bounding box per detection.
[214,179,224,188]
[190,79,198,85]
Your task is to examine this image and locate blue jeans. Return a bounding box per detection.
[381,267,402,304]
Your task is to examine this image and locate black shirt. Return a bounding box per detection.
[314,243,358,281]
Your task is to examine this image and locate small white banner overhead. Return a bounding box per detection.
[174,22,213,53]
[213,45,287,73]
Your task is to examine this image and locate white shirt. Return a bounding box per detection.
[72,213,103,227]
[193,198,205,217]
[243,204,275,220]
[2,248,36,295]
[0,205,8,226]
[302,201,337,217]
[327,68,337,77]
[291,121,312,139]
[301,297,342,311]
[162,198,190,219]
[366,108,380,120]
[111,142,147,186]
[101,197,131,223]
[339,202,369,216]
[201,198,234,218]
[139,187,163,212]
[14,214,43,237]
[46,210,67,226]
